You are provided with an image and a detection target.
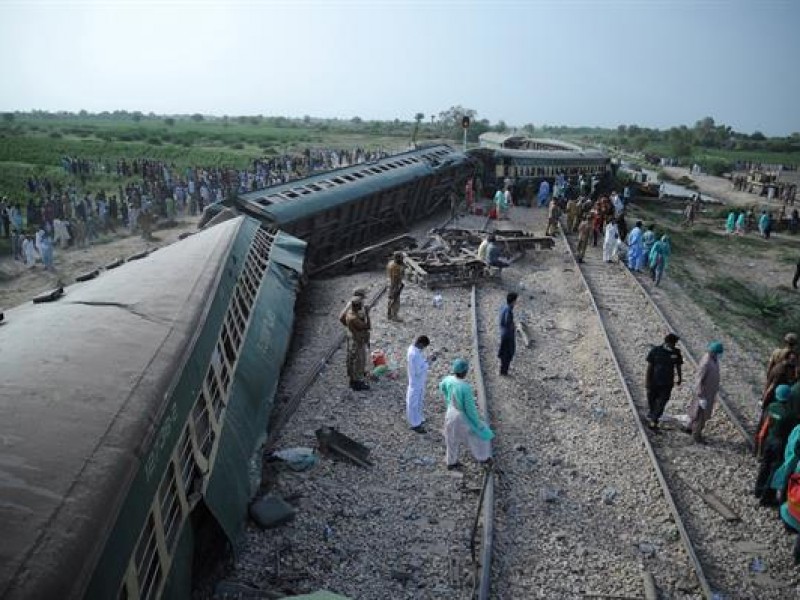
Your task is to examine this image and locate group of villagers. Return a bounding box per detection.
[753,333,800,563]
[562,192,672,285]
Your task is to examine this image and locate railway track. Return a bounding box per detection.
[563,228,794,598]
[634,271,762,440]
[235,208,794,599]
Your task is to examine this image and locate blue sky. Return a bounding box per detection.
[0,0,798,136]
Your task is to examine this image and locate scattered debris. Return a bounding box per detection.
[311,234,417,277]
[75,269,100,282]
[315,426,373,467]
[250,495,297,529]
[270,447,319,472]
[32,286,64,304]
[516,321,532,348]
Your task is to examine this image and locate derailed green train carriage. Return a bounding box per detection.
[234,144,474,270]
[0,216,305,599]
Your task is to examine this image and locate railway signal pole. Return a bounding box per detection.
[462,115,470,152]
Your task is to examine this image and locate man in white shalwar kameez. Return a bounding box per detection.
[406,335,432,433]
[439,358,494,469]
[22,235,37,267]
[603,219,619,263]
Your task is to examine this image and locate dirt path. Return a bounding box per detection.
[663,166,791,210]
[0,217,200,310]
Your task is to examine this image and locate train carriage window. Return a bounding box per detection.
[178,425,200,499]
[221,325,236,366]
[284,191,299,199]
[225,312,242,348]
[352,172,365,179]
[307,183,322,192]
[332,177,346,184]
[193,400,214,458]
[134,514,162,600]
[158,463,183,551]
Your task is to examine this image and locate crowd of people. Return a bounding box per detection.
[751,333,800,563]
[0,146,391,268]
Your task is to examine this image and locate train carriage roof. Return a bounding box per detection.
[0,217,252,599]
[237,144,470,226]
[490,148,611,162]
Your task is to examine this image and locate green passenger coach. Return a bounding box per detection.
[0,216,306,600]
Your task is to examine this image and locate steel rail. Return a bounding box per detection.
[469,284,495,600]
[561,225,714,600]
[619,264,754,450]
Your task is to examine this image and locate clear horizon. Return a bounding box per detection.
[1,0,798,137]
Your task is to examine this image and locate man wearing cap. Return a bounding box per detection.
[766,333,798,378]
[339,287,368,327]
[387,252,405,321]
[645,333,683,430]
[439,358,494,469]
[755,384,797,505]
[686,341,723,444]
[344,295,371,391]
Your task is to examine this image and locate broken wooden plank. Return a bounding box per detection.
[642,570,658,600]
[677,475,740,522]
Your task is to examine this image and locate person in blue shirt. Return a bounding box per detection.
[498,292,518,376]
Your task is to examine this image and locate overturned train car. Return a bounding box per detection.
[470,133,613,199]
[0,216,305,600]
[233,144,475,270]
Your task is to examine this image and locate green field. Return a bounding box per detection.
[0,114,421,200]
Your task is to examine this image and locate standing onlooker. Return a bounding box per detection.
[545,197,560,236]
[602,218,619,263]
[386,252,405,321]
[406,335,432,433]
[645,333,683,429]
[685,341,723,444]
[344,295,371,391]
[754,384,795,505]
[537,179,550,208]
[576,215,591,262]
[642,224,656,261]
[771,424,800,563]
[626,220,644,272]
[440,358,494,470]
[498,292,518,376]
[649,234,671,285]
[591,208,603,247]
